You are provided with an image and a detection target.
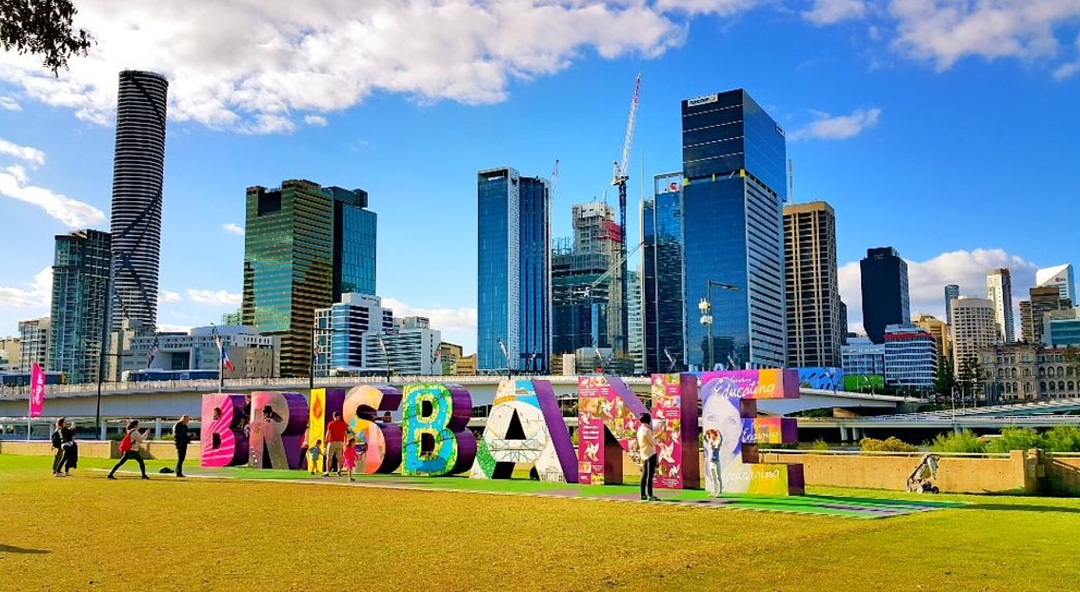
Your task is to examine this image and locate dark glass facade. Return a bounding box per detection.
[860,247,911,344]
[242,179,376,377]
[681,89,787,370]
[48,229,111,384]
[476,167,550,373]
[643,173,686,374]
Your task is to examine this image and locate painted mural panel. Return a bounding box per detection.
[701,370,805,496]
[343,384,403,474]
[200,393,249,467]
[401,383,477,476]
[797,367,844,391]
[248,391,309,470]
[577,375,648,486]
[308,388,346,455]
[469,379,577,483]
[649,373,700,489]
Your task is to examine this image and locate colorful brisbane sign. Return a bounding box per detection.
[201,370,805,495]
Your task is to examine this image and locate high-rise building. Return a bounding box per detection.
[440,342,463,375]
[221,309,242,325]
[48,229,111,384]
[643,172,686,374]
[0,337,20,371]
[1036,264,1076,306]
[950,296,996,373]
[1020,286,1071,344]
[860,247,910,344]
[681,89,787,369]
[883,324,937,390]
[241,180,377,377]
[986,268,1015,343]
[783,201,841,368]
[944,284,960,326]
[109,70,168,331]
[476,167,550,374]
[551,203,619,357]
[913,314,950,368]
[627,268,644,375]
[839,300,848,346]
[18,317,49,371]
[363,316,441,376]
[1043,308,1080,348]
[313,293,395,377]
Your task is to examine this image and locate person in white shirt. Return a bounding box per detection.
[637,412,660,501]
[108,420,150,480]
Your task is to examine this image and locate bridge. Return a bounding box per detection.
[0,375,921,419]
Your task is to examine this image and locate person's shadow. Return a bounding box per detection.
[0,543,49,554]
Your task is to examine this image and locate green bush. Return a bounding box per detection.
[859,436,917,452]
[810,438,830,451]
[1041,426,1080,453]
[929,430,986,453]
[986,427,1042,453]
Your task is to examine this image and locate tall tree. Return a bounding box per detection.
[0,0,92,75]
[934,357,956,399]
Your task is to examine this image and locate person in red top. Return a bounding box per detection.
[323,412,349,477]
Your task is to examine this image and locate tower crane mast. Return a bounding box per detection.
[610,73,640,359]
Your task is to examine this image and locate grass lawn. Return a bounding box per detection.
[2,455,1079,592]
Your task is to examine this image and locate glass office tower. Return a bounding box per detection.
[860,247,911,344]
[681,90,787,370]
[242,179,376,377]
[477,167,550,373]
[643,172,686,374]
[48,229,112,383]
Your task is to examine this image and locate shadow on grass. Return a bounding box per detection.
[0,543,49,554]
[966,503,1080,514]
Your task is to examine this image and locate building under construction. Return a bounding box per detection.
[551,202,629,372]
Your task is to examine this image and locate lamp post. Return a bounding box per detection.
[698,280,740,371]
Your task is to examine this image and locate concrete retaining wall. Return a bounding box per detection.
[0,440,200,461]
[759,450,1038,495]
[1043,455,1080,496]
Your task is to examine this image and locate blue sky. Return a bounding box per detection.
[1,0,1078,353]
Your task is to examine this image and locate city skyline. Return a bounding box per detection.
[2,2,1079,354]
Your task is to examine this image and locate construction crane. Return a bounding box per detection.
[611,73,640,359]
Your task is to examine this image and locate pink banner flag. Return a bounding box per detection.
[29,361,45,418]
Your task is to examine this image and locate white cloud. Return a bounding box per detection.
[0,164,106,228]
[839,248,1039,334]
[0,137,46,166]
[222,223,245,236]
[186,289,242,307]
[0,0,686,133]
[382,297,477,353]
[889,0,1080,71]
[791,108,881,140]
[803,0,866,25]
[0,267,53,310]
[158,290,182,304]
[304,114,329,126]
[0,96,21,111]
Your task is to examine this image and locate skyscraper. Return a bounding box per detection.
[681,90,787,369]
[985,268,1014,343]
[313,293,394,377]
[950,296,996,373]
[18,317,49,371]
[551,203,620,358]
[241,180,377,377]
[1036,264,1075,305]
[783,201,842,368]
[944,284,960,325]
[1019,286,1070,344]
[913,314,950,368]
[643,172,686,374]
[109,70,168,330]
[476,167,550,373]
[48,229,111,384]
[860,247,910,344]
[627,268,644,374]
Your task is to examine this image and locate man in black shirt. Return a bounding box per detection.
[173,415,193,477]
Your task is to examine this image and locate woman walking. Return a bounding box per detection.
[108,420,150,480]
[59,420,79,475]
[637,412,660,501]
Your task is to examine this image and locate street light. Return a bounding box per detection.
[698,280,740,371]
[497,337,512,379]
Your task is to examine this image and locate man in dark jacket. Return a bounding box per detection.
[173,415,193,477]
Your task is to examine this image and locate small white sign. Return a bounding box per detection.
[687,94,718,107]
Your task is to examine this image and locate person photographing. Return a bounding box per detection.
[173,415,193,478]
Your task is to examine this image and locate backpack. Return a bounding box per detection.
[51,429,62,450]
[118,431,133,454]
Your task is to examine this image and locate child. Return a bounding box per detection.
[342,436,358,482]
[308,439,322,475]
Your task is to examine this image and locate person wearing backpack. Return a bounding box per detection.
[108,420,150,480]
[50,418,66,477]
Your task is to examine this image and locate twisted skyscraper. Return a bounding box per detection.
[109,70,168,330]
